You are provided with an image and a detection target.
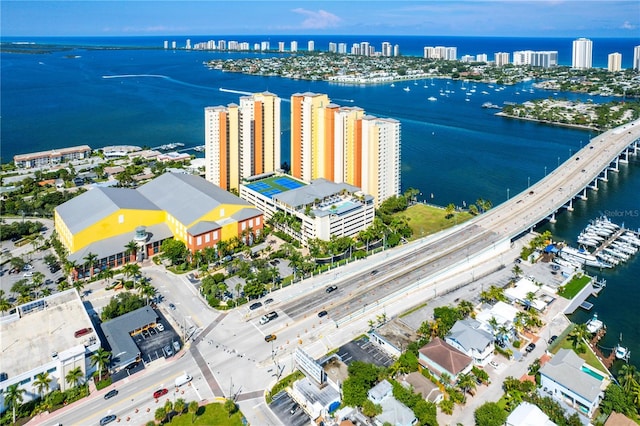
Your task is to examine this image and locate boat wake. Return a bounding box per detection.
[102,74,218,91]
[219,88,253,96]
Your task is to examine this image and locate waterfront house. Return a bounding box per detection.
[445,319,495,366]
[417,337,473,384]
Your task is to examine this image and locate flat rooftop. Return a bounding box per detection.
[0,289,95,378]
[244,175,306,197]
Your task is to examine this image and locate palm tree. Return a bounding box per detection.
[568,324,589,351]
[0,290,12,316]
[155,407,167,424]
[4,383,26,424]
[140,284,157,305]
[125,240,138,263]
[73,280,86,297]
[512,264,523,278]
[174,398,186,416]
[33,371,52,399]
[57,279,70,292]
[90,347,111,381]
[456,373,477,396]
[122,263,141,281]
[188,401,199,423]
[457,300,475,318]
[83,252,98,278]
[65,366,83,388]
[618,364,639,393]
[488,316,499,336]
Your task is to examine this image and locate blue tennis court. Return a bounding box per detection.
[245,175,306,197]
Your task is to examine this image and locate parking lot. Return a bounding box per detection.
[268,391,311,426]
[134,310,183,363]
[336,337,394,367]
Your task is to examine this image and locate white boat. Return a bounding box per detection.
[615,333,630,361]
[390,83,395,88]
[586,313,604,334]
[427,96,437,101]
[559,246,611,268]
[404,86,411,92]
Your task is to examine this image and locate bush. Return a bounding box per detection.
[512,340,521,348]
[95,377,112,390]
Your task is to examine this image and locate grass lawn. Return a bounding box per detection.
[166,403,244,426]
[552,333,608,372]
[397,204,473,240]
[557,275,591,299]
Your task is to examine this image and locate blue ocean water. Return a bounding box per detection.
[1,36,639,368]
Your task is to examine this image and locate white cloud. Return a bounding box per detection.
[291,8,341,29]
[620,20,636,30]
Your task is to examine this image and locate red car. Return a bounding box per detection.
[153,388,169,399]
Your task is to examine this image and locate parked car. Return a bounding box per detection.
[164,345,173,357]
[317,310,328,318]
[168,303,176,310]
[290,403,299,415]
[156,323,165,332]
[99,415,117,426]
[264,334,277,342]
[264,298,274,305]
[325,285,338,293]
[525,342,536,353]
[173,341,180,352]
[249,302,262,310]
[153,388,169,399]
[548,335,558,344]
[103,389,118,400]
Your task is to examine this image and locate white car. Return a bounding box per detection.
[156,323,165,332]
[489,360,500,369]
[23,271,33,278]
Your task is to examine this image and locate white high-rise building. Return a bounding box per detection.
[163,40,169,49]
[185,39,191,50]
[633,45,640,71]
[572,38,593,69]
[291,41,298,52]
[477,53,488,63]
[361,116,401,207]
[338,43,347,54]
[494,52,510,66]
[608,53,622,72]
[393,44,400,57]
[261,41,270,51]
[381,42,392,57]
[171,41,177,49]
[328,42,337,53]
[278,42,285,52]
[307,40,315,52]
[217,40,226,50]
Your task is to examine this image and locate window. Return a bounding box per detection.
[205,234,210,243]
[188,236,192,244]
[256,217,261,225]
[196,236,202,246]
[242,222,246,230]
[220,208,225,217]
[213,230,218,239]
[249,219,253,227]
[119,214,124,224]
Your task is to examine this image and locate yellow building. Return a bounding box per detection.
[55,173,263,278]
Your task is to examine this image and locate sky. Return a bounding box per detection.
[1,0,639,38]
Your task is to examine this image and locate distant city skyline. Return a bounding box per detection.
[1,1,639,38]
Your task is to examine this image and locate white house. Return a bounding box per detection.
[539,349,609,418]
[368,380,417,426]
[445,319,495,366]
[506,402,557,426]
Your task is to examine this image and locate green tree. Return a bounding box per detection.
[0,290,12,316]
[457,373,477,396]
[342,362,383,407]
[618,364,639,393]
[4,383,26,424]
[432,306,462,337]
[474,401,507,426]
[83,252,98,278]
[174,398,186,416]
[125,240,138,262]
[224,398,238,417]
[90,347,111,381]
[361,399,382,417]
[599,384,635,417]
[101,292,146,320]
[161,239,188,265]
[568,323,590,352]
[155,407,167,424]
[188,401,199,423]
[65,366,83,388]
[33,371,52,400]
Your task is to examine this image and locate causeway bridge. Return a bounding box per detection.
[281,119,640,325]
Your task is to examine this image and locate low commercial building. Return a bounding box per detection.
[0,290,100,412]
[240,172,374,245]
[14,145,92,168]
[369,320,420,358]
[54,172,263,278]
[101,306,160,370]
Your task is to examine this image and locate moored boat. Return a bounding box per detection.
[586,313,604,334]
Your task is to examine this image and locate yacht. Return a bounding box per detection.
[427,96,437,101]
[559,246,611,268]
[586,313,604,334]
[615,333,630,361]
[404,86,411,92]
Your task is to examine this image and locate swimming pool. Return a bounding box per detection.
[581,365,605,381]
